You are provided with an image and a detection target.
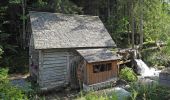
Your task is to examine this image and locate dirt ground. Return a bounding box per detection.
[9,73,80,100]
[40,89,80,100]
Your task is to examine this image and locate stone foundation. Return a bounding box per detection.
[83,78,117,91]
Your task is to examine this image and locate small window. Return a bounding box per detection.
[93,63,112,73]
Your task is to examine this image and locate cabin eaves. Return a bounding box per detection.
[76,49,121,63]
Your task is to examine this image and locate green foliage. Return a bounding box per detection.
[143,0,170,42]
[119,67,137,82]
[9,0,21,4]
[106,17,130,48]
[162,38,170,56]
[129,83,170,100]
[31,0,48,10]
[78,91,119,100]
[30,0,82,14]
[55,0,82,14]
[105,0,170,47]
[142,47,170,67]
[0,68,8,83]
[0,49,29,74]
[77,84,170,100]
[0,47,3,58]
[0,68,28,100]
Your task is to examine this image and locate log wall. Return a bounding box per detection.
[35,49,81,90]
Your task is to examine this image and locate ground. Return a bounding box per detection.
[9,68,169,100]
[9,74,79,99]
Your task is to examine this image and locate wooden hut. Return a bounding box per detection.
[29,11,120,91]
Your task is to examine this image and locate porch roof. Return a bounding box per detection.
[76,49,121,63]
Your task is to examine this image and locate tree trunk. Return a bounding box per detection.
[127,1,131,45]
[139,0,144,47]
[22,0,26,48]
[131,2,135,49]
[107,0,110,17]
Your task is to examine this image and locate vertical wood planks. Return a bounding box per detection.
[86,60,118,85]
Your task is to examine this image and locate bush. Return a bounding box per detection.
[119,67,137,82]
[0,68,28,100]
[77,91,119,100]
[129,83,170,100]
[141,48,170,67]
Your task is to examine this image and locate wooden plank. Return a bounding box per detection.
[43,63,67,67]
[43,60,67,64]
[41,76,66,81]
[117,60,131,65]
[40,69,67,74]
[43,49,68,53]
[43,81,66,85]
[38,50,43,86]
[67,54,70,82]
[40,70,67,75]
[41,80,67,88]
[42,77,66,82]
[41,69,66,74]
[86,61,118,85]
[42,66,66,70]
[40,80,66,88]
[43,57,67,61]
[41,73,67,77]
[40,76,67,82]
[43,54,67,58]
[44,52,68,55]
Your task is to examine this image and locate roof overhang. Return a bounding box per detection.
[76,48,121,63]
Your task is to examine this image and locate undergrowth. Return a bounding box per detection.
[119,67,137,82]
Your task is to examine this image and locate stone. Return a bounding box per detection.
[159,79,170,87]
[159,68,170,87]
[104,87,131,100]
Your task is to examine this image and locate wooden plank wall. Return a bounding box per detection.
[38,49,68,89]
[86,60,118,85]
[38,49,82,90]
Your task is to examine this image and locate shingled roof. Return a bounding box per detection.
[76,49,121,63]
[30,11,116,49]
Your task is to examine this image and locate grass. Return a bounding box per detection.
[76,83,170,100]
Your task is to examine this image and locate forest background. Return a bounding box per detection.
[0,0,170,73]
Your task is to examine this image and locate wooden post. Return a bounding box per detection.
[22,0,26,48]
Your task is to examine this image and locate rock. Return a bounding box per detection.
[104,87,131,100]
[138,77,158,85]
[115,79,128,87]
[159,79,170,87]
[159,68,170,87]
[156,66,165,70]
[10,79,27,87]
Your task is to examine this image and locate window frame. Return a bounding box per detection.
[93,63,112,73]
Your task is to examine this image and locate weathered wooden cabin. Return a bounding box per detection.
[29,11,120,91]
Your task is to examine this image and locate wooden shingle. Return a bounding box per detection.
[29,11,116,49]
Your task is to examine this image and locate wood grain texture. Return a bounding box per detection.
[38,50,68,88]
[85,60,118,85]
